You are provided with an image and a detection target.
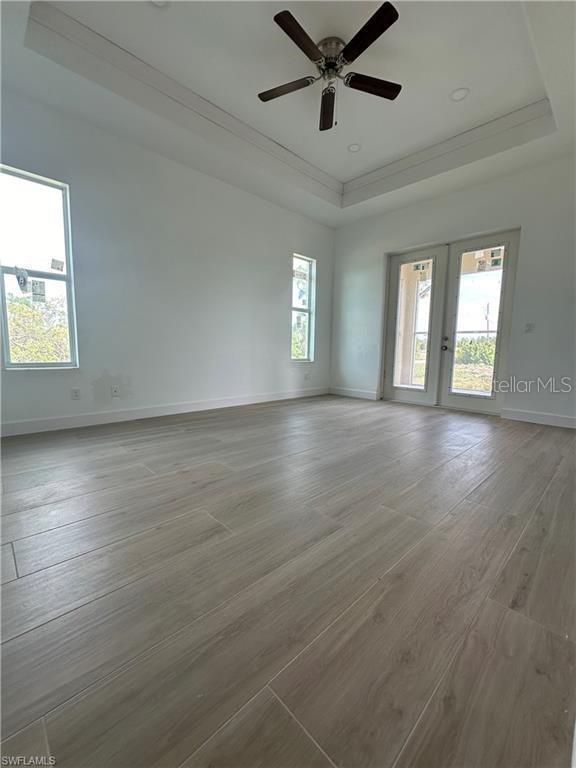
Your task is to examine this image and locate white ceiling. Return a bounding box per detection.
[53,1,546,182]
[2,2,574,226]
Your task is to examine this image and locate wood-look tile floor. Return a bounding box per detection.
[1,396,574,767]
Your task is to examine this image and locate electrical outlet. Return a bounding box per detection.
[304,372,311,381]
[524,321,535,334]
[71,388,81,400]
[111,385,120,398]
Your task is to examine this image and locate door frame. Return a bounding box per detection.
[380,229,520,415]
[438,229,520,414]
[382,244,449,406]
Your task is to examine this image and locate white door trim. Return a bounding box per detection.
[383,245,448,406]
[438,230,519,414]
[381,229,520,416]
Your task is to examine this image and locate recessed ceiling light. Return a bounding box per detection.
[149,1,170,8]
[348,143,362,153]
[450,87,470,102]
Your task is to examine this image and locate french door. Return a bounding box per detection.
[383,231,519,415]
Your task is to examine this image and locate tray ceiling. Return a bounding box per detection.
[50,1,548,181]
[3,1,572,223]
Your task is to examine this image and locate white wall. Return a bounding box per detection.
[331,156,576,426]
[3,94,574,433]
[1,92,335,433]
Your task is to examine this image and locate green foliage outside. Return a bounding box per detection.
[452,363,493,393]
[291,324,307,360]
[411,334,496,393]
[454,335,496,366]
[453,336,496,393]
[6,294,70,363]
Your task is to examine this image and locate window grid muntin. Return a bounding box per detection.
[0,165,79,369]
[291,254,315,362]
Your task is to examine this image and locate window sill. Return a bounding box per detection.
[3,365,80,371]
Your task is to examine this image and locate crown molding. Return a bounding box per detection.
[26,2,343,207]
[342,99,555,207]
[24,2,557,214]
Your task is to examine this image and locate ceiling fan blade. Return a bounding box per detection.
[258,76,316,102]
[344,72,402,100]
[340,2,399,64]
[319,84,336,131]
[274,11,324,63]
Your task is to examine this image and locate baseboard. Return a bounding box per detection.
[330,387,379,400]
[1,387,330,436]
[501,407,576,429]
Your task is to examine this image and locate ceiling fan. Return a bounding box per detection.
[258,2,402,131]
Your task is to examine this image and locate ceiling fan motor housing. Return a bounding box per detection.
[258,3,402,130]
[317,36,346,78]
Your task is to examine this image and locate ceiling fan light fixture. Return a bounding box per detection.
[348,143,362,153]
[450,87,470,102]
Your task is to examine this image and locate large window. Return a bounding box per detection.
[291,254,315,361]
[0,166,78,369]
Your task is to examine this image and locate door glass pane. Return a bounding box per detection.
[393,259,433,389]
[3,273,72,364]
[0,172,68,274]
[451,246,505,396]
[292,257,310,309]
[291,310,309,360]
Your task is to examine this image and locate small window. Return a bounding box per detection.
[291,254,315,361]
[0,166,78,369]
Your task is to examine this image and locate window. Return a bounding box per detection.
[0,166,78,369]
[450,246,505,396]
[392,259,433,389]
[291,254,315,361]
